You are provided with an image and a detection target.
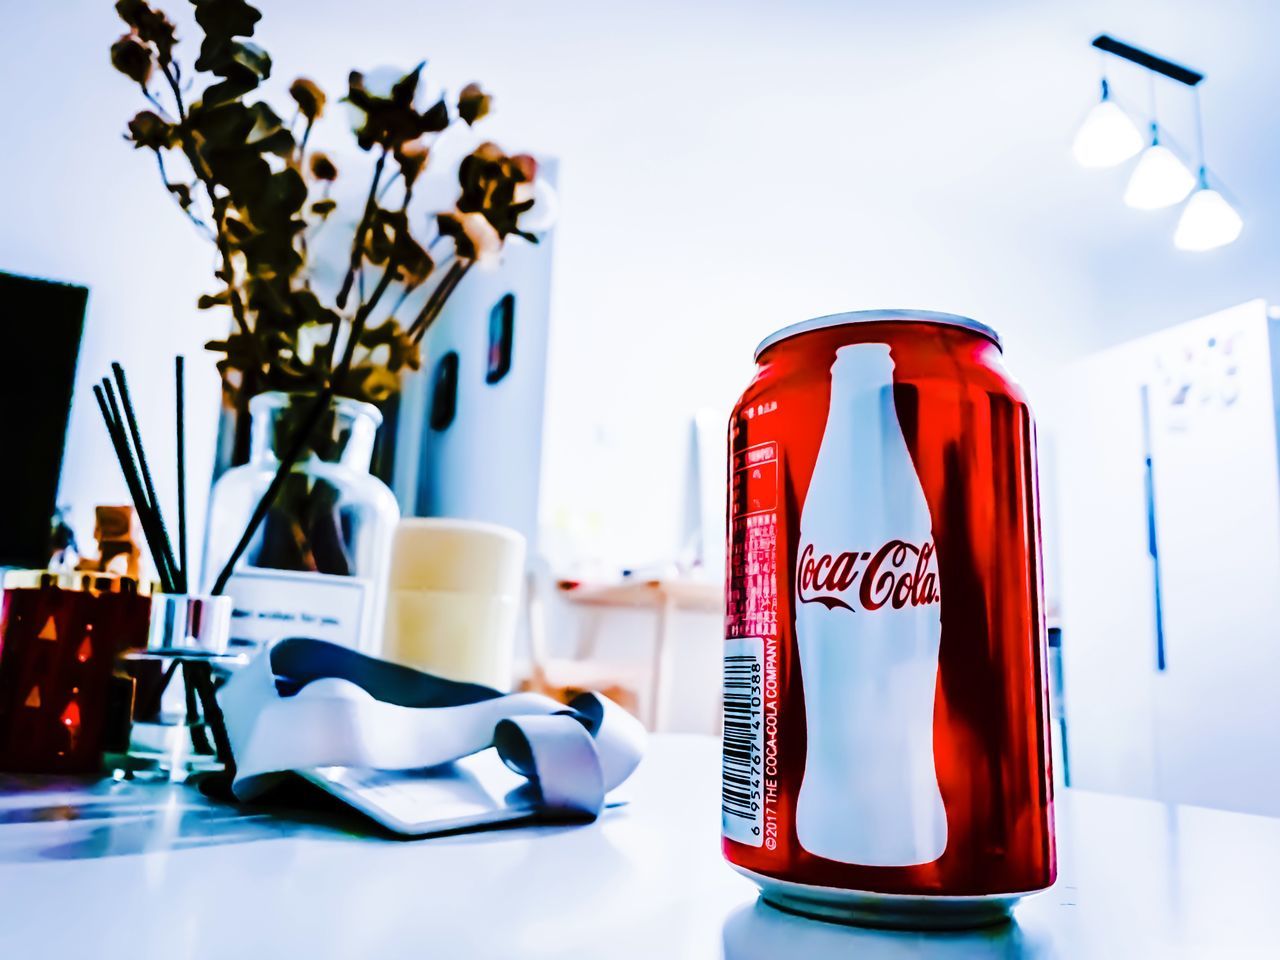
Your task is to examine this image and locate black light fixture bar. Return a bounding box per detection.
[1092,34,1203,87]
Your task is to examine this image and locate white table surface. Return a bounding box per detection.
[0,734,1276,959]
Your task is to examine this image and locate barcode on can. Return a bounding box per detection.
[722,637,765,846]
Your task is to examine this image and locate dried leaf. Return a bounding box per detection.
[391,63,425,106]
[360,207,433,286]
[420,98,450,133]
[359,320,421,373]
[189,100,290,202]
[289,289,340,327]
[222,215,253,243]
[198,40,271,107]
[246,101,293,152]
[192,0,261,44]
[198,290,232,309]
[363,208,395,265]
[310,198,337,217]
[167,182,194,208]
[205,330,264,374]
[237,168,308,268]
[354,366,400,403]
[392,227,433,286]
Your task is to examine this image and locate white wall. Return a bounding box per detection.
[3,0,1278,582]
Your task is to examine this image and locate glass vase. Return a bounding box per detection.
[202,391,399,656]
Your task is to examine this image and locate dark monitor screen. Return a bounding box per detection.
[0,272,87,568]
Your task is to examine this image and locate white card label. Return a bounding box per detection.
[225,568,370,652]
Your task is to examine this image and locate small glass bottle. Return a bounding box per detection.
[113,592,243,781]
[202,392,399,656]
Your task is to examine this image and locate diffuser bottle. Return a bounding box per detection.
[202,391,399,655]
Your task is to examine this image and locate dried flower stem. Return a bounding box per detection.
[322,148,390,379]
[142,88,175,121]
[338,265,398,378]
[336,150,388,311]
[376,170,403,203]
[298,117,315,163]
[155,149,213,238]
[114,5,533,409]
[409,259,471,343]
[208,208,253,338]
[159,62,186,123]
[144,65,252,340]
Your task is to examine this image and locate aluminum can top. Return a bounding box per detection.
[754,309,1002,361]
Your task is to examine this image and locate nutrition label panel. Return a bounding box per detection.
[725,439,782,853]
[727,441,779,640]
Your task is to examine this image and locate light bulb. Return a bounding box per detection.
[1073,100,1143,168]
[1175,186,1243,251]
[1124,141,1195,209]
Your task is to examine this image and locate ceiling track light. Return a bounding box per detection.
[1077,34,1242,251]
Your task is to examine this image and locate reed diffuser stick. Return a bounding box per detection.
[93,382,176,593]
[94,361,236,777]
[175,356,189,592]
[111,364,181,586]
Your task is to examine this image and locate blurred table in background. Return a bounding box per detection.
[528,578,722,729]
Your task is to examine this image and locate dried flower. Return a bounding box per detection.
[456,142,539,241]
[457,83,492,126]
[115,1,177,64]
[365,208,434,285]
[346,65,450,152]
[113,0,540,408]
[394,139,429,186]
[309,152,338,181]
[437,210,502,263]
[126,109,177,149]
[289,77,326,121]
[111,32,154,84]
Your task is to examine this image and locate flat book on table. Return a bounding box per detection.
[301,753,627,837]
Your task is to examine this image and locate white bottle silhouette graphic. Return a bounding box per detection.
[794,343,947,866]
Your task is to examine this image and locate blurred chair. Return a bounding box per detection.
[522,563,722,730]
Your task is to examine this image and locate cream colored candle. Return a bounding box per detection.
[381,518,526,690]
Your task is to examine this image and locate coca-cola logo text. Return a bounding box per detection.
[797,540,940,612]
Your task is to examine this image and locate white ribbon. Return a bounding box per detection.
[217,639,646,821]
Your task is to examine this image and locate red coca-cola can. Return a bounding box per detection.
[722,310,1055,929]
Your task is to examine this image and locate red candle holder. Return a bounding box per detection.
[0,571,152,774]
